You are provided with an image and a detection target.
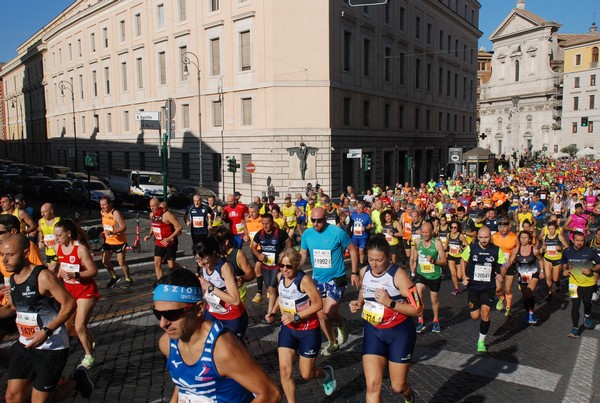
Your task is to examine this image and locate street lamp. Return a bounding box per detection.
[181,51,203,188]
[59,80,78,170]
[10,96,24,162]
[217,78,224,198]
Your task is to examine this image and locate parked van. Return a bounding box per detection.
[43,165,71,179]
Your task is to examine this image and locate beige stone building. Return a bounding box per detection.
[1,0,480,197]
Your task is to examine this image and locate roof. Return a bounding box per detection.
[513,8,556,27]
[489,7,561,42]
[557,33,600,48]
[463,147,494,159]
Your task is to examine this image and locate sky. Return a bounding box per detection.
[0,0,598,62]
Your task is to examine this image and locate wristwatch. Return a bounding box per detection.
[207,285,215,293]
[293,313,301,322]
[43,327,54,337]
[389,301,397,309]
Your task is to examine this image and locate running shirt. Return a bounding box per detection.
[544,234,563,261]
[416,238,442,280]
[39,216,61,257]
[102,209,127,245]
[151,208,176,247]
[278,271,319,331]
[350,212,372,239]
[2,207,26,233]
[447,232,463,257]
[325,208,340,226]
[167,321,253,403]
[437,225,449,248]
[402,212,413,240]
[569,213,588,240]
[492,231,518,263]
[202,259,246,321]
[361,264,408,328]
[410,220,424,245]
[245,217,263,248]
[484,218,499,234]
[562,246,600,288]
[461,243,506,291]
[515,245,539,282]
[253,227,289,269]
[56,243,95,286]
[224,203,249,235]
[382,223,399,245]
[187,205,212,236]
[10,266,69,350]
[282,204,297,228]
[301,224,351,283]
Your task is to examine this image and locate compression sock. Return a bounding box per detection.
[479,320,490,338]
[256,276,263,293]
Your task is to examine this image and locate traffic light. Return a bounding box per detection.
[406,156,414,170]
[227,157,240,173]
[582,117,589,127]
[363,154,372,172]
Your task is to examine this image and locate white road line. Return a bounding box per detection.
[89,310,153,329]
[417,347,561,392]
[562,336,599,402]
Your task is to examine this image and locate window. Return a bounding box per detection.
[575,54,582,65]
[514,60,520,82]
[136,57,143,88]
[526,115,532,129]
[124,111,130,131]
[363,100,370,127]
[415,59,421,89]
[591,75,597,86]
[592,47,599,65]
[210,0,219,12]
[447,71,451,96]
[463,44,467,61]
[343,31,353,72]
[120,21,126,42]
[384,47,391,81]
[426,63,432,91]
[67,43,72,61]
[363,38,371,77]
[415,108,420,130]
[179,46,188,80]
[104,67,110,95]
[81,116,86,133]
[447,35,451,54]
[240,31,251,71]
[241,98,252,125]
[426,110,431,130]
[158,51,166,85]
[399,53,405,85]
[102,27,109,48]
[77,39,82,57]
[399,7,405,31]
[589,121,594,133]
[574,96,579,110]
[454,114,458,131]
[92,70,98,97]
[182,104,190,128]
[384,104,391,128]
[455,39,459,57]
[107,113,112,133]
[415,17,421,39]
[438,112,443,131]
[210,38,221,76]
[213,101,223,127]
[343,97,351,126]
[399,106,404,129]
[572,122,578,133]
[590,95,595,109]
[178,0,187,21]
[574,77,580,88]
[427,23,432,44]
[157,4,165,29]
[135,14,142,37]
[462,77,467,100]
[121,62,128,91]
[384,2,391,24]
[212,153,221,182]
[78,74,84,99]
[439,30,444,50]
[438,68,443,95]
[90,33,96,52]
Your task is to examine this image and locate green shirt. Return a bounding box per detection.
[416,238,442,280]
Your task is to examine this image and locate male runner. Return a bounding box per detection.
[144,197,183,279]
[37,203,60,273]
[100,197,133,288]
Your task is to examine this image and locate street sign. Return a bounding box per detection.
[347,149,362,158]
[246,163,256,173]
[165,98,176,120]
[140,120,161,130]
[134,111,160,121]
[448,148,462,164]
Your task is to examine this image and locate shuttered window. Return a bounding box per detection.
[240,31,251,71]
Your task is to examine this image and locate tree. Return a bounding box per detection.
[560,145,579,156]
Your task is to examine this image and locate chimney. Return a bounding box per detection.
[516,0,525,10]
[590,22,598,34]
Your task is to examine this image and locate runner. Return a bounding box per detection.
[564,203,589,242]
[349,202,373,265]
[541,221,569,299]
[100,197,133,288]
[37,203,60,273]
[266,248,337,400]
[456,206,477,244]
[410,222,447,333]
[244,203,264,303]
[492,216,518,316]
[154,269,280,402]
[562,232,600,338]
[381,210,403,264]
[282,196,299,243]
[511,231,543,324]
[461,227,506,352]
[194,235,248,338]
[446,220,468,295]
[144,197,183,279]
[55,218,100,369]
[0,194,37,238]
[223,194,249,249]
[0,234,93,401]
[185,193,212,245]
[349,235,422,403]
[299,207,359,356]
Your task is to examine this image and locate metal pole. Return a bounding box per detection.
[162,133,168,202]
[181,52,203,188]
[218,78,225,198]
[59,81,78,170]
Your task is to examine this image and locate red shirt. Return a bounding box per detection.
[224,203,249,235]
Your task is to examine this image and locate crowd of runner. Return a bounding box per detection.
[1,156,600,402]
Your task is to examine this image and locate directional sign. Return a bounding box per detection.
[246,163,256,173]
[347,149,362,159]
[135,111,160,121]
[165,98,176,120]
[140,120,161,130]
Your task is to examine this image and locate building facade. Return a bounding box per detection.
[1,0,480,197]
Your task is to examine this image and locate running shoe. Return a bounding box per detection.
[495,298,504,311]
[322,365,337,396]
[416,322,425,334]
[80,355,96,369]
[568,327,580,338]
[121,278,133,289]
[528,312,537,325]
[322,342,339,356]
[584,316,595,330]
[432,322,441,333]
[336,319,348,345]
[266,291,270,299]
[73,366,94,399]
[106,276,121,289]
[477,340,487,353]
[252,292,263,303]
[404,389,415,403]
[546,292,553,302]
[505,307,512,317]
[451,288,461,296]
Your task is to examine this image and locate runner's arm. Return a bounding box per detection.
[434,239,447,266]
[236,250,255,283]
[164,212,183,240]
[158,334,179,403]
[112,210,127,235]
[20,210,37,235]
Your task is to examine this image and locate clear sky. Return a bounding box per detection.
[0,0,598,62]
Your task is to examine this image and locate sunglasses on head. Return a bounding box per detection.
[311,217,325,223]
[152,304,195,321]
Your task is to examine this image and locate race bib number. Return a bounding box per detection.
[4,277,10,286]
[192,216,204,227]
[286,216,294,223]
[503,252,510,261]
[326,219,337,225]
[279,298,296,315]
[152,227,162,240]
[43,234,57,248]
[449,244,460,255]
[263,252,276,266]
[235,223,245,233]
[411,234,421,243]
[16,312,39,338]
[569,283,579,299]
[313,249,332,269]
[473,264,492,282]
[61,262,80,273]
[439,236,447,247]
[546,245,558,256]
[103,224,114,231]
[204,292,227,314]
[353,222,363,236]
[519,268,536,283]
[418,254,434,273]
[385,232,394,244]
[554,208,562,214]
[178,392,215,403]
[362,300,384,325]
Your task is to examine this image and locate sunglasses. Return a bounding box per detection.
[152,304,194,321]
[499,223,510,226]
[450,226,459,229]
[280,264,295,270]
[311,217,326,223]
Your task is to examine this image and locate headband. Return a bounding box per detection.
[153,285,203,303]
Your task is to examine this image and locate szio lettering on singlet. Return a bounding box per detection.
[362,300,384,325]
[313,249,332,269]
[16,311,40,338]
[473,264,492,282]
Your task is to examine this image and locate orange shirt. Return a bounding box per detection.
[492,231,518,260]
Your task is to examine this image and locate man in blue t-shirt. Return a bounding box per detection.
[300,207,358,356]
[349,201,372,265]
[529,194,546,230]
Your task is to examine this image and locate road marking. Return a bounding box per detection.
[563,336,599,402]
[417,347,561,392]
[90,309,153,328]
